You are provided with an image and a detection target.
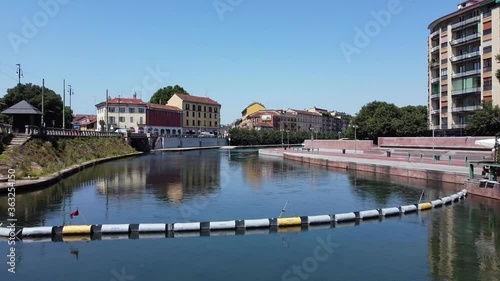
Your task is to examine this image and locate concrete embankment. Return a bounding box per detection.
[260,149,481,185]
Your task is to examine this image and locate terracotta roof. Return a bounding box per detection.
[106,98,146,105]
[174,94,221,106]
[147,103,181,111]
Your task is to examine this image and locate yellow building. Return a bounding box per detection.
[241,102,266,120]
[167,93,221,135]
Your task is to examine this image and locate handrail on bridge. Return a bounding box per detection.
[25,125,122,137]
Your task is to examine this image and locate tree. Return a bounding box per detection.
[0,83,72,129]
[394,105,428,137]
[353,101,401,141]
[466,101,500,136]
[150,85,189,104]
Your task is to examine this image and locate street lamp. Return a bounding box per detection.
[310,127,314,151]
[430,120,435,155]
[287,130,290,148]
[352,125,358,154]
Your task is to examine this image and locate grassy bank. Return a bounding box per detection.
[0,136,136,178]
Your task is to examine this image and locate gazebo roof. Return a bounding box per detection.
[1,100,42,115]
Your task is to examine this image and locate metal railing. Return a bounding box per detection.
[483,66,492,72]
[451,69,481,78]
[430,45,440,53]
[451,87,481,95]
[451,105,482,112]
[451,16,480,30]
[25,125,123,137]
[452,124,467,129]
[484,84,492,91]
[450,51,481,62]
[430,30,440,38]
[449,33,480,46]
[430,77,440,83]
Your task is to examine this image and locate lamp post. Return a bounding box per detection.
[430,120,435,155]
[287,130,290,148]
[353,125,358,154]
[310,126,314,151]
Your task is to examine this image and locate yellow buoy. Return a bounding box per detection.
[277,217,302,227]
[418,202,432,210]
[62,225,92,235]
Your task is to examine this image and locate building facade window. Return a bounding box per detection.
[185,104,190,110]
[119,107,125,113]
[139,117,143,124]
[138,108,145,113]
[129,108,135,113]
[186,120,189,126]
[484,46,492,54]
[119,117,125,122]
[108,107,115,112]
[483,28,492,35]
[130,117,133,122]
[441,68,448,77]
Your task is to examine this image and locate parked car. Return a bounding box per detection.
[198,132,214,138]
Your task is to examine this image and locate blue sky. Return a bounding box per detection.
[1,0,463,124]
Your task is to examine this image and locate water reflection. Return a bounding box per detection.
[429,195,500,281]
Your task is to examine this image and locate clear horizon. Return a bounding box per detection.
[1,0,462,124]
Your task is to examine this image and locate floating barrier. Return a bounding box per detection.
[380,207,400,216]
[356,210,380,219]
[418,203,433,210]
[21,226,53,237]
[334,212,356,222]
[399,204,418,214]
[431,199,443,207]
[0,190,468,243]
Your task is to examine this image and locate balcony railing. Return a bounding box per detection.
[430,77,440,83]
[484,84,492,91]
[451,105,482,112]
[484,11,492,18]
[449,33,480,46]
[430,30,440,38]
[431,109,440,115]
[483,66,492,72]
[430,61,439,68]
[451,16,480,30]
[451,69,481,78]
[450,51,481,62]
[430,125,440,130]
[452,124,467,129]
[451,87,481,95]
[430,45,440,53]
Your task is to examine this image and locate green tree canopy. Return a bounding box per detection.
[0,83,72,128]
[394,105,428,137]
[150,85,189,104]
[349,101,429,142]
[466,101,500,136]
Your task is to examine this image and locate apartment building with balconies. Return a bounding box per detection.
[428,0,500,134]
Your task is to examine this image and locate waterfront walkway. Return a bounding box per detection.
[260,148,484,180]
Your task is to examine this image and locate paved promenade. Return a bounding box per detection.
[259,148,483,180]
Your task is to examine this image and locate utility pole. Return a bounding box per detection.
[16,64,23,85]
[105,89,109,131]
[63,79,66,129]
[118,95,121,129]
[41,79,45,127]
[68,85,73,112]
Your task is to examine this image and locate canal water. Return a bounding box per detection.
[0,149,499,281]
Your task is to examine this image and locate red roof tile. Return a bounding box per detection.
[106,98,146,105]
[174,94,221,106]
[147,103,181,111]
